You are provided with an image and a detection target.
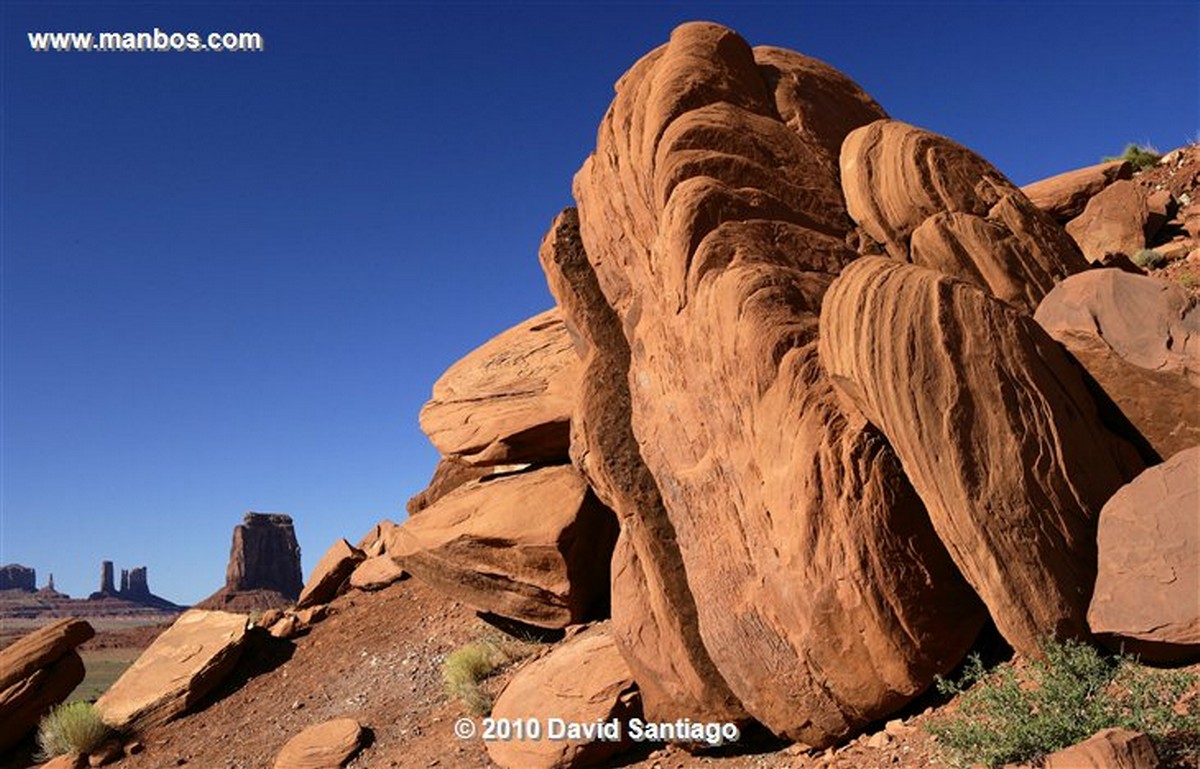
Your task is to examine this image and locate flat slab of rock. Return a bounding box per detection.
[297,539,364,609]
[1041,728,1158,769]
[273,718,364,769]
[95,609,247,731]
[418,309,580,466]
[1034,268,1200,459]
[487,631,640,769]
[348,555,405,591]
[389,465,617,628]
[1088,447,1200,662]
[819,257,1143,655]
[1021,159,1132,221]
[1066,180,1151,261]
[404,458,492,516]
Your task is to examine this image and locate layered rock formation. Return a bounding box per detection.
[88,560,178,610]
[199,513,304,612]
[0,618,94,752]
[0,564,35,592]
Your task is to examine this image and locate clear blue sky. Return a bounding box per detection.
[2,2,1196,605]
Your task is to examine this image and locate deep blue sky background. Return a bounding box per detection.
[2,2,1196,604]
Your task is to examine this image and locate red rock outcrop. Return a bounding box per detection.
[819,257,1144,654]
[571,22,985,745]
[1034,268,1200,459]
[486,630,641,769]
[418,309,579,466]
[1021,159,1132,222]
[1088,447,1200,663]
[199,513,305,612]
[1065,179,1152,261]
[389,465,618,629]
[840,119,1089,313]
[0,618,94,752]
[297,539,363,609]
[538,207,745,725]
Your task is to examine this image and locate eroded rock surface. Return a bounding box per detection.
[1021,159,1132,222]
[0,618,93,752]
[273,718,364,769]
[1088,447,1200,662]
[418,309,579,466]
[487,631,640,769]
[840,119,1088,313]
[389,465,618,628]
[819,257,1144,654]
[297,539,364,609]
[96,609,247,731]
[571,22,984,745]
[1034,268,1200,459]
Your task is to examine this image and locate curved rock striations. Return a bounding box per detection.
[840,120,1089,313]
[819,257,1145,655]
[418,309,580,466]
[538,207,745,725]
[1034,268,1200,460]
[572,22,983,745]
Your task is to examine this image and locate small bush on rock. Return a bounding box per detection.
[37,701,114,759]
[442,632,538,715]
[1104,143,1162,171]
[1133,248,1167,269]
[927,637,1198,768]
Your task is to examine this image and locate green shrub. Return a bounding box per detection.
[926,638,1198,768]
[1178,272,1198,289]
[1132,248,1167,269]
[442,633,537,715]
[1104,143,1161,171]
[37,701,113,759]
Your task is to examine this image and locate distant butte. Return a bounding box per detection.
[197,512,304,612]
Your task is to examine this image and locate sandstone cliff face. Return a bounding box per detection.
[0,564,35,592]
[571,22,984,745]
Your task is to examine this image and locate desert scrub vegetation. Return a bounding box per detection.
[1104,142,1162,171]
[442,631,539,715]
[36,700,114,759]
[1133,248,1167,269]
[926,637,1199,768]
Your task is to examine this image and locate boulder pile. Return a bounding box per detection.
[283,21,1200,769]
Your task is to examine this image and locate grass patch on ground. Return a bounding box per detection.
[36,701,114,759]
[442,632,539,715]
[70,648,140,703]
[926,637,1198,768]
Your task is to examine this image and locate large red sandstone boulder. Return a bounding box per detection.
[348,555,405,592]
[418,309,579,466]
[572,22,985,746]
[1034,269,1200,459]
[95,609,247,731]
[1041,728,1158,769]
[1065,180,1151,261]
[819,257,1144,655]
[1020,159,1132,222]
[388,465,618,628]
[840,119,1088,314]
[297,539,364,609]
[486,631,640,769]
[273,718,364,769]
[0,618,92,753]
[538,208,745,725]
[1088,447,1199,663]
